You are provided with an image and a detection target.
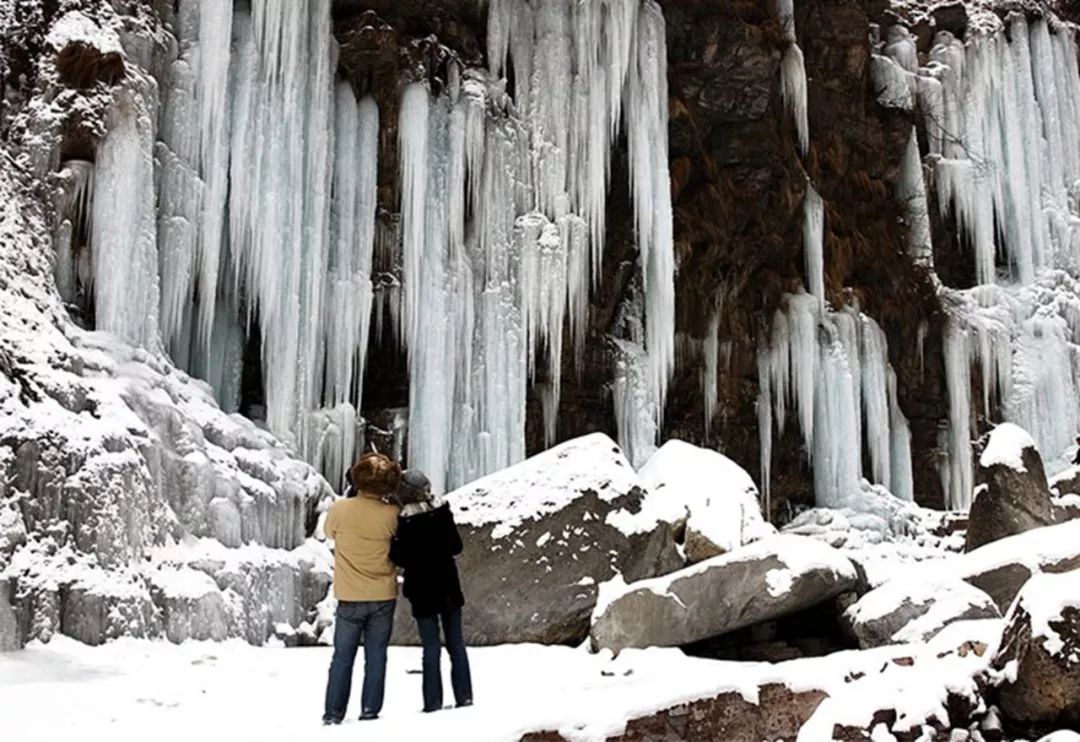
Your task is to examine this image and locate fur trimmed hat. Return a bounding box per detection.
[350,453,402,497]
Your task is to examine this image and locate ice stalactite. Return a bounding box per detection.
[774,0,808,154]
[92,84,161,350]
[53,159,94,306]
[225,0,338,464]
[703,311,720,438]
[897,128,933,265]
[942,316,974,511]
[803,184,826,311]
[627,0,676,433]
[193,0,233,352]
[326,85,378,413]
[757,293,912,507]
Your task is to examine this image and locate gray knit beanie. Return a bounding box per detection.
[398,469,433,505]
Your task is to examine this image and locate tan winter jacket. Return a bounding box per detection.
[324,494,400,602]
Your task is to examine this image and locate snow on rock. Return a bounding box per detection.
[590,534,857,654]
[967,424,1055,551]
[979,422,1036,472]
[451,433,641,540]
[404,434,682,646]
[842,575,999,648]
[45,10,123,54]
[625,440,776,562]
[929,519,1080,611]
[993,569,1080,724]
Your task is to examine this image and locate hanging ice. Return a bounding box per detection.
[92,84,161,350]
[757,292,912,507]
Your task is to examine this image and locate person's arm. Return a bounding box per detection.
[446,509,463,557]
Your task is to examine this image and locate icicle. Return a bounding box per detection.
[703,311,720,437]
[627,0,676,436]
[888,369,914,501]
[781,44,809,154]
[399,82,429,357]
[193,0,232,350]
[943,317,973,510]
[757,342,773,518]
[612,337,657,469]
[325,85,378,413]
[860,316,892,490]
[92,84,160,350]
[896,128,933,265]
[803,184,825,311]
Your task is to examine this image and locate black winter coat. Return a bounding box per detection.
[389,504,465,619]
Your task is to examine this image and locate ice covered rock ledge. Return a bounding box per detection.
[0,148,333,648]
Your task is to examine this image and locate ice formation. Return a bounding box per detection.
[758,294,913,508]
[774,0,809,153]
[55,0,677,492]
[909,17,1080,508]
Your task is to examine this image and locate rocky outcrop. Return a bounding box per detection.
[0,577,20,650]
[993,570,1080,727]
[843,576,999,649]
[590,535,856,654]
[950,520,1080,612]
[394,434,682,646]
[967,425,1056,552]
[636,440,776,563]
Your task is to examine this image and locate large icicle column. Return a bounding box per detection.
[391,0,676,485]
[757,294,913,509]
[92,81,161,350]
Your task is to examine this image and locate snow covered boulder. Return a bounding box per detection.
[993,570,1080,726]
[967,423,1055,552]
[150,568,230,643]
[589,534,857,654]
[411,434,681,646]
[636,440,776,563]
[950,520,1080,611]
[842,576,999,649]
[60,577,161,645]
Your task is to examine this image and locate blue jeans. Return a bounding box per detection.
[416,608,473,711]
[323,600,395,721]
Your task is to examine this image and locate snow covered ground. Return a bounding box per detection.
[0,620,999,742]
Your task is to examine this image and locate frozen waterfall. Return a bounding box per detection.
[57,0,676,492]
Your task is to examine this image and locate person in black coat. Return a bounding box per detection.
[389,470,473,712]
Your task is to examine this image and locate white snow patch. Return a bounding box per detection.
[979,423,1036,472]
[1012,570,1080,659]
[45,10,123,55]
[449,434,641,540]
[616,439,776,551]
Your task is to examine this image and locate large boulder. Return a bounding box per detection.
[394,434,682,645]
[150,567,230,643]
[636,440,776,563]
[993,569,1080,726]
[589,534,857,654]
[842,575,999,648]
[945,520,1080,611]
[967,423,1055,551]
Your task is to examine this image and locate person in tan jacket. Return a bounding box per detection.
[322,452,402,725]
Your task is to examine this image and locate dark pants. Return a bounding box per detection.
[415,608,473,711]
[323,599,395,722]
